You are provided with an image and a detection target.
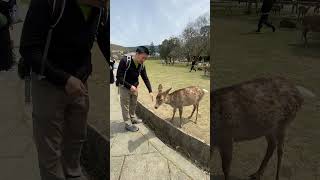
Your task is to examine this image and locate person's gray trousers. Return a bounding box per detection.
[31,73,89,180]
[119,86,138,125]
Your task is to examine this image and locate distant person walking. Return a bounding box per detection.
[256,0,276,32]
[190,58,197,72]
[116,46,153,132]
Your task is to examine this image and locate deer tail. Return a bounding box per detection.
[295,85,315,98]
[202,89,208,93]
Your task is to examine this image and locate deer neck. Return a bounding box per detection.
[164,94,173,106]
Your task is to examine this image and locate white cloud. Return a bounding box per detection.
[110,0,209,46]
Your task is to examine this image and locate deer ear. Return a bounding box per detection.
[165,88,172,94]
[158,84,163,93]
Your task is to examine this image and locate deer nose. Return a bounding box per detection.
[154,106,158,109]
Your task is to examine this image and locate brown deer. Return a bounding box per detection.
[154,84,208,127]
[211,76,305,180]
[301,15,320,47]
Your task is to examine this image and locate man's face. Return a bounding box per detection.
[135,53,148,64]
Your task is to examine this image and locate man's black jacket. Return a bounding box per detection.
[116,57,152,93]
[261,0,275,13]
[20,0,109,87]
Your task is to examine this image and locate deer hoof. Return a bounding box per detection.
[249,172,261,180]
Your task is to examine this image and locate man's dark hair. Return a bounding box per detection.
[136,46,149,55]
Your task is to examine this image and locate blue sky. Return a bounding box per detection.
[110,0,210,47]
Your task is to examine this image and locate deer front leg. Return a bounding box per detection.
[276,130,286,180]
[178,107,183,128]
[188,105,196,119]
[195,103,199,124]
[171,108,177,122]
[250,135,276,180]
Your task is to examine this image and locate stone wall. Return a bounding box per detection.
[81,124,109,180]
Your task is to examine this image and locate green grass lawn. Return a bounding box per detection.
[137,60,211,143]
[211,15,320,179]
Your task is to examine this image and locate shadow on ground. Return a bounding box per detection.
[164,117,196,128]
[128,130,153,153]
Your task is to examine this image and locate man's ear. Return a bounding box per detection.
[158,84,163,93]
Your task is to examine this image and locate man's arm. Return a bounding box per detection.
[140,66,152,93]
[116,58,132,89]
[19,0,70,86]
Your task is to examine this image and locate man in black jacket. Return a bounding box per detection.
[116,46,153,132]
[189,58,197,72]
[256,0,276,32]
[19,0,109,179]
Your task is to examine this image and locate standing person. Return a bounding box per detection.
[0,0,15,71]
[19,0,110,179]
[116,46,153,132]
[190,58,197,72]
[256,0,276,32]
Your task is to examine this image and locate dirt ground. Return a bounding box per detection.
[211,11,320,180]
[136,61,210,144]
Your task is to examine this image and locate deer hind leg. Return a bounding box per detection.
[276,129,286,180]
[250,135,276,180]
[188,105,196,119]
[178,107,183,127]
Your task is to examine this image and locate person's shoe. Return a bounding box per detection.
[272,27,276,32]
[256,29,261,33]
[125,124,139,132]
[131,117,143,124]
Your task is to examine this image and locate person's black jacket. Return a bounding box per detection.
[261,0,275,13]
[116,57,152,93]
[20,0,109,87]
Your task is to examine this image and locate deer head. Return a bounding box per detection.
[154,84,172,109]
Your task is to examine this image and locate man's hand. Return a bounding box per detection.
[130,85,137,92]
[65,76,88,96]
[149,92,154,102]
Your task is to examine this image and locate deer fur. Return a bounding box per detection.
[211,76,304,180]
[301,15,320,47]
[154,84,207,127]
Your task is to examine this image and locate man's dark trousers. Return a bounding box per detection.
[257,14,275,31]
[31,74,89,180]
